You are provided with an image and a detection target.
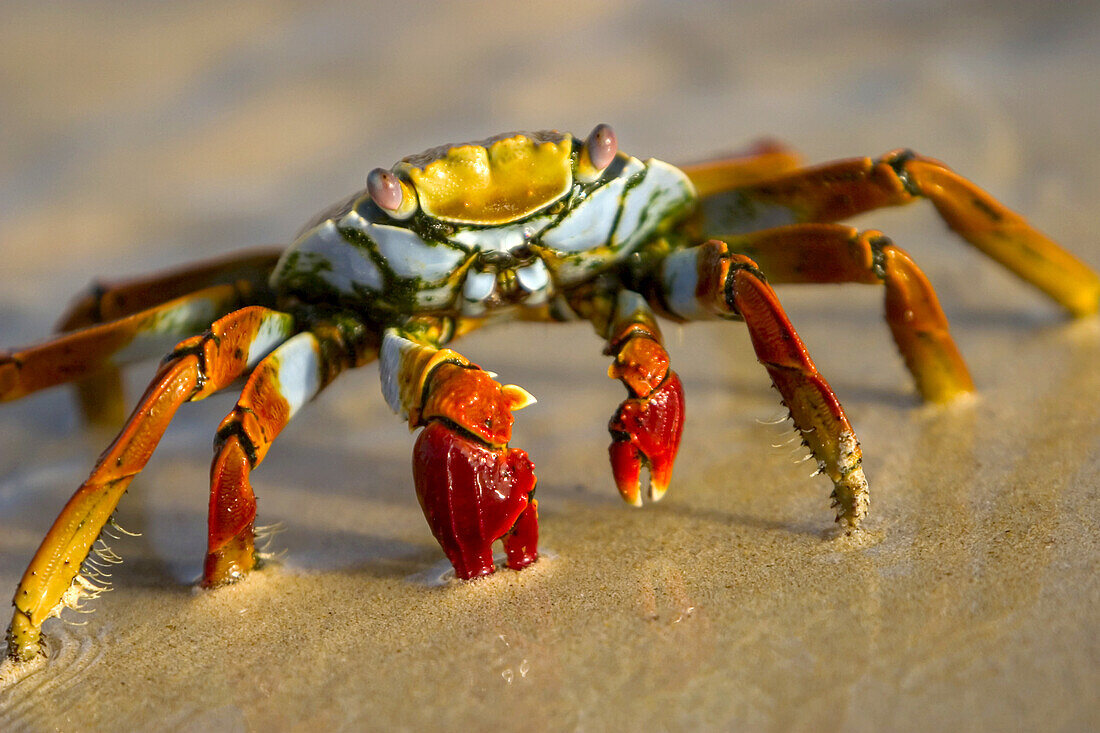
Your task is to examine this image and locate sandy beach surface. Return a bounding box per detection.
[1,2,1098,730]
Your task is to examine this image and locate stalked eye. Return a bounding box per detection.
[587,124,617,169]
[578,123,618,182]
[367,167,417,220]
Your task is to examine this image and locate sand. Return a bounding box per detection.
[1,2,1098,730]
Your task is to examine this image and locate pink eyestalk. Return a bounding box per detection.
[367,167,418,220]
[578,123,618,182]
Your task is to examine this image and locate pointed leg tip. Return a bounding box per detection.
[916,375,976,405]
[1065,288,1100,318]
[647,481,669,503]
[200,565,246,589]
[920,388,977,411]
[5,613,45,666]
[201,535,258,588]
[613,474,643,507]
[646,458,675,502]
[615,474,644,507]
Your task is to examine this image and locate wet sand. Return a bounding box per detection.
[1,2,1099,730]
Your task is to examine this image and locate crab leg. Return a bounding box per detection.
[56,248,283,332]
[720,223,973,403]
[6,306,296,662]
[205,320,377,586]
[52,248,282,425]
[659,241,869,528]
[696,150,1100,316]
[677,139,803,197]
[1,282,256,407]
[603,291,685,506]
[380,329,538,579]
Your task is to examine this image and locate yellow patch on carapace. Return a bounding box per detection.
[397,131,573,225]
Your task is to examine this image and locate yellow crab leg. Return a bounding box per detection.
[700,150,1100,317]
[720,223,974,403]
[6,306,296,662]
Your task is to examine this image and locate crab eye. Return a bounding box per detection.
[578,123,617,182]
[587,124,617,169]
[367,168,417,219]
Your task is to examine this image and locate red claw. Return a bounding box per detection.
[608,371,685,506]
[412,421,538,579]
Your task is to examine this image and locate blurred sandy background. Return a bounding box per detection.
[1,1,1098,730]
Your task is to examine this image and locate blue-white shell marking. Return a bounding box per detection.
[270,132,696,323]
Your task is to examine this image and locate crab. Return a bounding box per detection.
[3,125,1098,664]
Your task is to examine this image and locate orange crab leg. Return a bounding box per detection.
[702,150,1100,317]
[678,139,803,196]
[204,321,378,586]
[6,306,296,662]
[51,248,282,425]
[660,241,869,528]
[56,248,282,332]
[381,329,538,579]
[0,282,256,405]
[603,291,685,506]
[723,223,974,403]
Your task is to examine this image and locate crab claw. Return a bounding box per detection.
[412,421,538,579]
[608,371,685,506]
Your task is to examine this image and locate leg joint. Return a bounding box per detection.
[877,149,921,196]
[722,257,768,316]
[418,359,479,424]
[164,341,211,395]
[865,233,896,280]
[214,414,261,467]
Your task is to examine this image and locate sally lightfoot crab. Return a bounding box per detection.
[3,126,1098,663]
